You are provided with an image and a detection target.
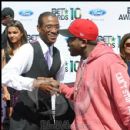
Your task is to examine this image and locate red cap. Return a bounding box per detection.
[59,19,99,41]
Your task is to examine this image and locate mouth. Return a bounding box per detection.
[49,37,57,42]
[50,36,57,39]
[49,34,58,40]
[125,47,130,54]
[126,47,130,50]
[10,38,15,41]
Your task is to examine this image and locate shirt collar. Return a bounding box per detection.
[37,37,53,56]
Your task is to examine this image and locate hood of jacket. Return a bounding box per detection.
[87,42,125,66]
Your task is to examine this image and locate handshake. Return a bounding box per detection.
[33,77,60,93]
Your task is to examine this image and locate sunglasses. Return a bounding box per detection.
[65,37,77,43]
[125,43,130,47]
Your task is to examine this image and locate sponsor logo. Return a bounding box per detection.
[65,60,79,72]
[19,10,33,16]
[27,34,39,43]
[98,35,121,48]
[51,8,82,20]
[118,7,130,20]
[89,9,106,16]
[116,72,130,103]
[41,120,70,130]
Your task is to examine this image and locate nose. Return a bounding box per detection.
[9,33,15,37]
[50,27,59,34]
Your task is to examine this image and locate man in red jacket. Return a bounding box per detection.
[40,18,130,130]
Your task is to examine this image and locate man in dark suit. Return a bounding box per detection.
[2,11,74,130]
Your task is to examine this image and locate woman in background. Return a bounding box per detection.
[2,20,27,129]
[119,33,130,76]
[1,45,7,130]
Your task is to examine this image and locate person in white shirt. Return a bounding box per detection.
[2,11,74,130]
[2,20,27,130]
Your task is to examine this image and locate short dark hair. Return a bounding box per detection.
[37,11,57,27]
[2,7,14,19]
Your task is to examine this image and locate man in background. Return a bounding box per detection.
[1,7,14,49]
[1,7,14,48]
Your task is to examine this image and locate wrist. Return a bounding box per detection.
[33,79,39,88]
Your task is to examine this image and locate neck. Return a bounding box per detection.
[13,42,21,50]
[126,54,130,61]
[81,44,96,59]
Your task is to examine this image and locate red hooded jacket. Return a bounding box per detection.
[60,42,130,130]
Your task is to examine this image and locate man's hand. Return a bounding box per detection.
[33,77,59,93]
[33,78,53,92]
[37,77,59,89]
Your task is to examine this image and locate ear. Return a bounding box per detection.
[37,25,40,32]
[81,39,87,47]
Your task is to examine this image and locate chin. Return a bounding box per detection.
[69,51,77,56]
[48,41,55,46]
[50,40,55,43]
[69,51,73,56]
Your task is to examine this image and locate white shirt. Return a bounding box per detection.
[1,24,6,33]
[2,38,65,91]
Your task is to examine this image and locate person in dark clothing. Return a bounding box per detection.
[2,7,14,25]
[2,12,74,130]
[1,7,15,49]
[1,7,15,130]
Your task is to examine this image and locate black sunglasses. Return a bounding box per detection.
[65,37,77,43]
[125,43,130,47]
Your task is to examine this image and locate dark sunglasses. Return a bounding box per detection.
[125,43,130,47]
[65,37,77,43]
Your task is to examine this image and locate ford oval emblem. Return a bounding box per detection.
[19,10,33,16]
[89,9,106,16]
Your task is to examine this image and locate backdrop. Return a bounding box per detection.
[2,1,130,83]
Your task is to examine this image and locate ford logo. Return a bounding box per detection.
[19,10,33,16]
[89,9,106,16]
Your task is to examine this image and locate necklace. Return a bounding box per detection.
[74,60,87,101]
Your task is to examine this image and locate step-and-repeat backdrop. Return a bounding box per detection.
[2,2,130,83]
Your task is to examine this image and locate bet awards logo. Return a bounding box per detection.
[98,35,121,48]
[51,8,81,20]
[118,7,130,20]
[65,60,79,72]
